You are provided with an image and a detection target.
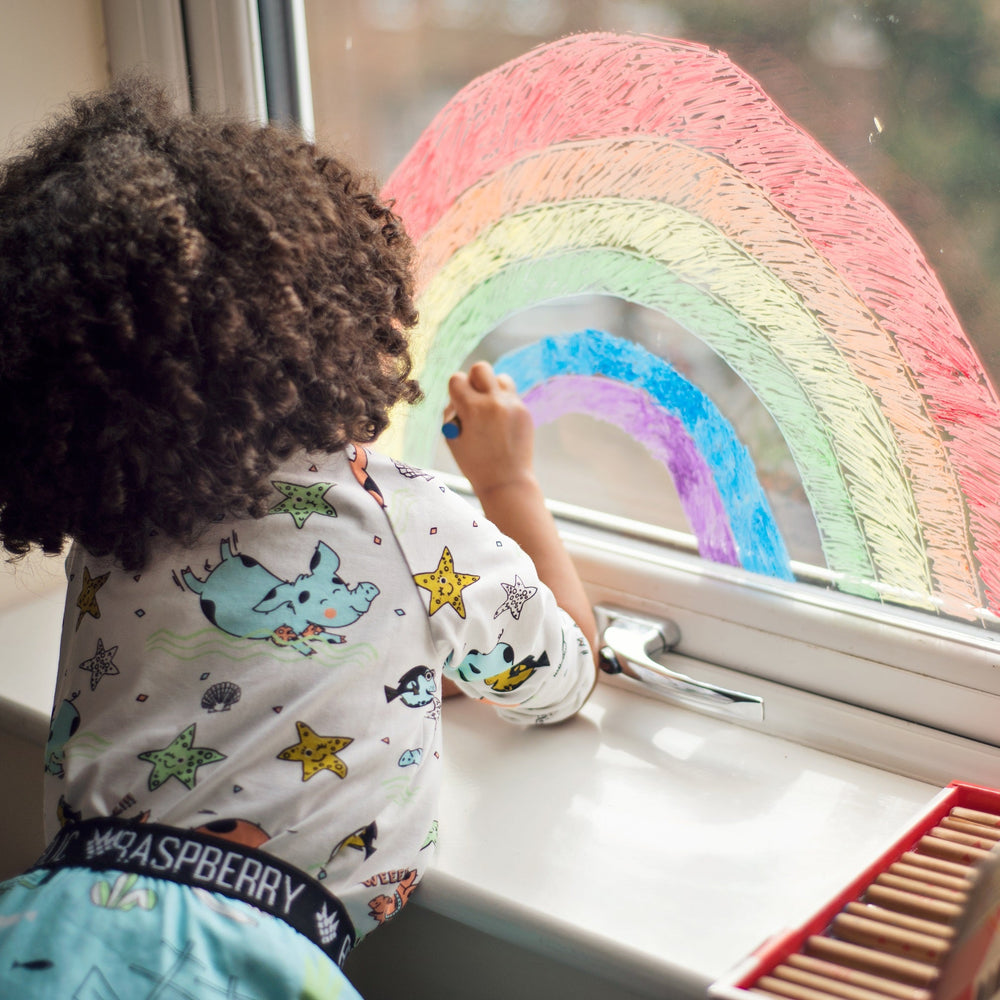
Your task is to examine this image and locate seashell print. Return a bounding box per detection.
[201,681,241,713]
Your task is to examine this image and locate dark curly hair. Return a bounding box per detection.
[0,79,421,571]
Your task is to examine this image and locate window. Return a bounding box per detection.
[109,1,1000,772]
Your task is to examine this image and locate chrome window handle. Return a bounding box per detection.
[598,609,765,722]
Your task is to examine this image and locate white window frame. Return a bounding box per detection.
[102,0,267,119]
[102,0,191,109]
[449,477,1000,784]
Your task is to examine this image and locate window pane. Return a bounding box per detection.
[302,0,1000,632]
[437,299,827,570]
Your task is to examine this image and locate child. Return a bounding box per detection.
[0,80,597,998]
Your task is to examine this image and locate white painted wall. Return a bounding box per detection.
[0,0,108,876]
[0,0,109,156]
[0,0,108,603]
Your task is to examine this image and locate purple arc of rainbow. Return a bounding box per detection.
[496,331,793,579]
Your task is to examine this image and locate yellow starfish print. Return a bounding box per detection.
[278,721,353,780]
[413,546,479,618]
[75,566,111,631]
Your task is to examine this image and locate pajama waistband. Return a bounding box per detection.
[31,816,356,967]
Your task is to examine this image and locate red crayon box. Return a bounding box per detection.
[711,783,1000,1000]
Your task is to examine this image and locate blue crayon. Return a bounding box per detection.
[441,417,462,439]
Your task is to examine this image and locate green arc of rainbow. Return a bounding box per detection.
[402,198,938,605]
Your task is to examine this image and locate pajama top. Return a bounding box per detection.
[43,447,594,940]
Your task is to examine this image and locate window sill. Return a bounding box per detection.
[416,686,942,996]
[0,579,993,998]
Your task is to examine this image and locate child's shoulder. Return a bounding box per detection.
[364,449,439,491]
[363,449,469,513]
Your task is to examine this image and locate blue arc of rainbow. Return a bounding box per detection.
[495,331,793,580]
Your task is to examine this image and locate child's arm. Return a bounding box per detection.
[444,361,600,676]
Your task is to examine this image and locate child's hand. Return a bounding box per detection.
[444,360,599,679]
[444,362,536,498]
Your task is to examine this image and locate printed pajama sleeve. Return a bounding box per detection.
[384,463,594,726]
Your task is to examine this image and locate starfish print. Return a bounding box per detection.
[75,566,110,630]
[493,574,538,620]
[413,547,479,618]
[278,721,352,780]
[138,724,226,791]
[78,638,120,690]
[267,480,337,528]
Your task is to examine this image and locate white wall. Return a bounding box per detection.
[0,1,109,876]
[0,0,108,605]
[0,0,109,156]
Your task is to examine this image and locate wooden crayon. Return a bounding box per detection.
[938,816,1000,841]
[771,960,931,1000]
[917,835,991,866]
[886,863,971,895]
[805,936,939,988]
[756,974,854,1000]
[842,903,955,941]
[873,872,968,905]
[897,851,974,879]
[949,806,1000,828]
[927,825,999,852]
[783,954,933,1000]
[864,884,963,924]
[830,913,950,965]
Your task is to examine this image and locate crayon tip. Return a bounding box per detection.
[442,418,461,440]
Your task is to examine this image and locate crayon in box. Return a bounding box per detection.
[710,782,1000,1000]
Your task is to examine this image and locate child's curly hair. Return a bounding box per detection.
[0,79,421,571]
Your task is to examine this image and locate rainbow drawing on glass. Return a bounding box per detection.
[380,32,1000,623]
[493,330,792,581]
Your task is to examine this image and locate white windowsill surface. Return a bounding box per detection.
[421,687,939,996]
[0,570,971,997]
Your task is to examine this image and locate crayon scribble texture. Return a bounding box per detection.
[380,32,1000,624]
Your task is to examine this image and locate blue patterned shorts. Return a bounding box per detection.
[0,866,364,999]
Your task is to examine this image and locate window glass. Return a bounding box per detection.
[302,0,1000,633]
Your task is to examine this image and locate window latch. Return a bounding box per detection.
[596,606,765,722]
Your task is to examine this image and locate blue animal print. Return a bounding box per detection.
[447,642,515,684]
[182,539,379,656]
[45,699,81,778]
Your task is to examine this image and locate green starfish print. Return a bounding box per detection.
[138,724,226,791]
[267,480,337,528]
[78,638,120,690]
